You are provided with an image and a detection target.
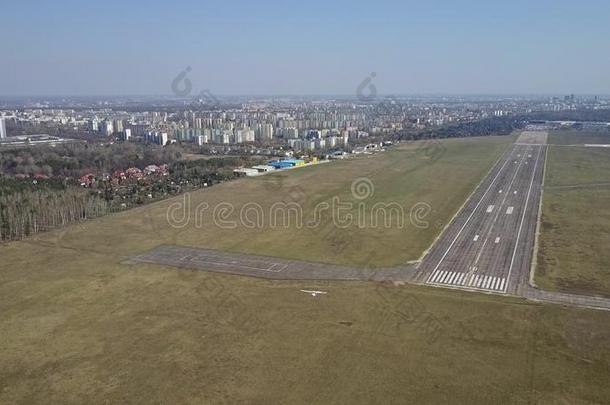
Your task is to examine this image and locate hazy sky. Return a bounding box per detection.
[2,0,610,96]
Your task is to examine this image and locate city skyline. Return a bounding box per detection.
[2,0,610,96]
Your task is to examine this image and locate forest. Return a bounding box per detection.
[397,115,526,142]
[528,109,610,122]
[0,186,107,241]
[0,143,261,241]
[0,142,184,178]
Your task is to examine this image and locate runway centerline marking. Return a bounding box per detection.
[471,148,529,271]
[424,147,516,282]
[505,145,543,293]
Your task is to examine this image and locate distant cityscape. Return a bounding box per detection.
[1,94,608,151]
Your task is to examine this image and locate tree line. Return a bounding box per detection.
[397,115,527,142]
[528,109,610,123]
[0,142,184,178]
[0,188,107,241]
[0,155,262,241]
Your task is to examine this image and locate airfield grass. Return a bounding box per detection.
[536,136,610,297]
[30,135,514,268]
[1,240,610,404]
[548,129,610,146]
[544,146,610,187]
[2,134,610,403]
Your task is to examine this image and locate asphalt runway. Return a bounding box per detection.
[125,132,610,310]
[414,131,547,295]
[127,244,417,282]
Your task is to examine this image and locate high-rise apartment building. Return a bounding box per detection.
[0,118,7,139]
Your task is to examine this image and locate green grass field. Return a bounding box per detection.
[30,136,513,268]
[2,134,610,404]
[548,129,610,145]
[1,239,609,404]
[536,131,610,297]
[544,146,610,187]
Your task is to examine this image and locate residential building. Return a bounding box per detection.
[0,118,6,139]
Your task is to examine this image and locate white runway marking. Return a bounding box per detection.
[425,148,516,283]
[506,146,542,292]
[473,150,529,268]
[184,252,288,273]
[424,145,534,295]
[484,149,532,280]
[462,275,507,292]
[191,257,287,272]
[431,270,478,288]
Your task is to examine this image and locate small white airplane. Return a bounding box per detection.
[300,289,327,297]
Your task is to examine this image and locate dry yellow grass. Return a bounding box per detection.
[32,135,513,268]
[537,134,610,297]
[2,135,609,404]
